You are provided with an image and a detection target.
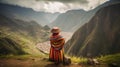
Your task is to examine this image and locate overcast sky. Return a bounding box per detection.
[0,0,109,13]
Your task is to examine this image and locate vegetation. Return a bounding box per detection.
[71,56,87,63]
[98,53,120,66]
[66,53,120,66]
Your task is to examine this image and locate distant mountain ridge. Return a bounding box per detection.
[49,9,94,32]
[65,3,120,57]
[0,3,60,26]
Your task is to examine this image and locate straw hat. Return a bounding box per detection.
[51,27,60,33]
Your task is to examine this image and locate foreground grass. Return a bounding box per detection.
[70,56,87,64]
[68,53,120,66]
[98,53,120,66]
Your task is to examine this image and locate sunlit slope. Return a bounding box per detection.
[0,15,50,55]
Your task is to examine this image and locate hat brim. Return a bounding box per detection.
[51,29,60,33]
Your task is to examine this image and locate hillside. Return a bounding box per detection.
[65,3,120,57]
[0,14,50,42]
[0,32,26,55]
[0,15,50,55]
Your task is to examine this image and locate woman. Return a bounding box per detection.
[49,27,65,64]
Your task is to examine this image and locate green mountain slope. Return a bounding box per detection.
[0,15,50,55]
[65,3,120,57]
[0,32,26,55]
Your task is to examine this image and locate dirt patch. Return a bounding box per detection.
[0,59,33,67]
[0,58,108,67]
[0,58,80,67]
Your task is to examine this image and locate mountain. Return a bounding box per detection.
[0,14,50,55]
[65,3,120,57]
[49,9,95,32]
[0,3,60,26]
[48,0,120,32]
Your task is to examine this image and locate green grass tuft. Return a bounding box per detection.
[70,56,87,63]
[97,53,120,66]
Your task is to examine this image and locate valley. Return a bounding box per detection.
[0,0,120,67]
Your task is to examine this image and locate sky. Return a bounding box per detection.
[0,0,109,13]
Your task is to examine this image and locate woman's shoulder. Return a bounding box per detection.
[58,35,64,38]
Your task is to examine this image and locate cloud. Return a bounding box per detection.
[0,0,109,13]
[39,0,88,3]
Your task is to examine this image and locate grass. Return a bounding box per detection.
[68,56,87,63]
[97,53,120,66]
[67,53,120,66]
